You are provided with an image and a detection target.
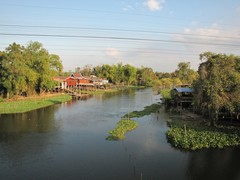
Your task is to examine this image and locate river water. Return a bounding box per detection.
[0,88,240,180]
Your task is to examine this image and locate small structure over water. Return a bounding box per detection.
[171,85,193,110]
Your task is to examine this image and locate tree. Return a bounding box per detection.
[0,41,63,97]
[123,64,137,86]
[193,52,240,125]
[0,43,27,97]
[174,62,198,84]
[79,64,92,76]
[138,67,156,86]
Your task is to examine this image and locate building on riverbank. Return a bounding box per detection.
[53,74,108,91]
[171,87,193,110]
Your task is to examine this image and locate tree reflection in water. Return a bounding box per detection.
[186,148,240,180]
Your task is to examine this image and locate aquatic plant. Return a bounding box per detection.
[166,122,240,150]
[107,119,138,140]
[122,103,161,118]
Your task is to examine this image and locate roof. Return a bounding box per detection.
[53,76,67,82]
[174,87,193,93]
[71,73,82,77]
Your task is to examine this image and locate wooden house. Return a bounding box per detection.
[53,77,67,89]
[65,77,77,87]
[171,87,193,110]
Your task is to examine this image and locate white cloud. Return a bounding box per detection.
[105,48,121,59]
[192,28,220,37]
[122,5,134,11]
[174,26,240,61]
[145,0,165,11]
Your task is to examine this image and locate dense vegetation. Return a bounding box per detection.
[107,119,138,140]
[154,62,198,91]
[0,42,63,98]
[193,52,240,125]
[74,62,198,89]
[167,121,240,150]
[75,64,157,87]
[122,103,161,118]
[0,94,72,114]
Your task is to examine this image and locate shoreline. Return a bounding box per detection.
[0,93,72,114]
[166,109,240,150]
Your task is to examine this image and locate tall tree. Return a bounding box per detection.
[139,67,156,86]
[193,52,240,125]
[0,41,64,97]
[174,62,198,84]
[123,64,137,86]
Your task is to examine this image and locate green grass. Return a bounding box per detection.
[122,103,161,118]
[107,119,138,140]
[81,89,119,95]
[166,121,240,150]
[0,94,72,114]
[81,86,145,95]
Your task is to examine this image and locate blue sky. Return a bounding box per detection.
[0,0,240,72]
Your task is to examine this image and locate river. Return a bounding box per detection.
[0,88,240,180]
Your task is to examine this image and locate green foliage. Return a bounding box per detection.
[167,122,240,150]
[107,119,138,140]
[0,94,72,114]
[122,103,161,118]
[0,42,63,97]
[174,62,198,84]
[137,67,156,86]
[154,78,182,91]
[193,52,240,124]
[79,64,92,76]
[153,62,197,91]
[0,97,4,102]
[160,89,172,101]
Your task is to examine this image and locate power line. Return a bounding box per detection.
[0,33,239,47]
[1,24,239,40]
[0,2,236,28]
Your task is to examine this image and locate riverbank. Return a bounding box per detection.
[166,111,240,150]
[0,94,72,114]
[81,85,146,95]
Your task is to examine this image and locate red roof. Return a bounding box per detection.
[72,73,82,77]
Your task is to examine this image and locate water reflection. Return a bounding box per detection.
[0,88,240,179]
[187,148,240,180]
[0,105,61,143]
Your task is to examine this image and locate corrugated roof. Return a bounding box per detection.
[174,87,193,93]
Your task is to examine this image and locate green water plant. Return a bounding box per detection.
[167,122,240,150]
[122,103,161,118]
[107,119,138,140]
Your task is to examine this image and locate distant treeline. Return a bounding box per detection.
[0,41,199,98]
[70,61,198,89]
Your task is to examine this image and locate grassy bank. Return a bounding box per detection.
[81,89,119,95]
[167,121,240,150]
[81,86,146,95]
[107,119,138,140]
[122,103,161,118]
[0,94,72,114]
